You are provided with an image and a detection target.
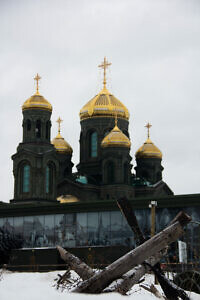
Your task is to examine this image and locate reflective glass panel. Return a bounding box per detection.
[44,215,55,247]
[76,213,87,246]
[14,217,24,238]
[121,215,133,247]
[33,215,45,247]
[62,214,76,247]
[4,217,14,233]
[0,218,4,229]
[24,216,34,247]
[99,212,111,246]
[88,212,99,246]
[55,214,64,246]
[110,211,123,245]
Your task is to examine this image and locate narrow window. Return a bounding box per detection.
[23,165,30,193]
[46,164,54,193]
[46,121,50,139]
[107,161,115,184]
[46,166,50,193]
[27,119,31,131]
[36,120,41,138]
[90,131,97,157]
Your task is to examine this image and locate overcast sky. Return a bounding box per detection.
[1,0,200,202]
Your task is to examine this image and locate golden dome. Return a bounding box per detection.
[80,87,129,121]
[22,74,52,112]
[22,92,52,112]
[52,133,72,154]
[101,123,131,148]
[136,122,162,159]
[57,195,79,203]
[135,138,162,159]
[51,117,72,154]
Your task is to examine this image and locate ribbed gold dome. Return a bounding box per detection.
[80,87,129,121]
[135,138,162,159]
[101,124,131,148]
[52,133,72,154]
[22,92,52,112]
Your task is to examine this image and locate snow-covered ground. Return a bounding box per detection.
[0,269,199,300]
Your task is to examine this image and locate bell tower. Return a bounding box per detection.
[135,123,163,184]
[11,74,58,203]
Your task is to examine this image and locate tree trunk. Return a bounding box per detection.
[117,198,145,245]
[73,212,191,294]
[113,248,167,295]
[56,246,95,280]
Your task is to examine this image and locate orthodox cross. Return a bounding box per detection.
[98,57,112,89]
[57,117,63,134]
[145,122,152,139]
[34,73,41,94]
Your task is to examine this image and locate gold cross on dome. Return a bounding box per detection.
[145,122,152,139]
[56,117,63,134]
[98,57,112,89]
[34,73,41,94]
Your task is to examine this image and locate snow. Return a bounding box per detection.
[0,269,199,300]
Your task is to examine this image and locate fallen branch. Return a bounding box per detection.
[56,246,95,280]
[73,212,191,294]
[113,248,167,295]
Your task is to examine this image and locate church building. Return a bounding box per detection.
[0,58,199,268]
[11,58,172,205]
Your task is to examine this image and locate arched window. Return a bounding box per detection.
[107,161,115,184]
[27,119,31,131]
[46,164,54,194]
[22,164,30,193]
[36,120,41,138]
[90,131,97,157]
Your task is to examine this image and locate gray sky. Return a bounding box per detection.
[1,0,200,202]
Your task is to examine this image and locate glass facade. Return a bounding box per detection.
[0,211,141,248]
[0,207,199,257]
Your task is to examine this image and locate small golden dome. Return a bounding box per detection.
[51,117,72,154]
[135,138,162,159]
[101,123,131,148]
[80,87,129,121]
[57,195,79,203]
[22,92,52,112]
[136,122,162,159]
[52,133,73,154]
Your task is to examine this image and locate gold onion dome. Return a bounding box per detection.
[22,74,52,112]
[101,120,131,148]
[80,87,129,120]
[135,123,162,159]
[51,117,73,154]
[79,57,129,121]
